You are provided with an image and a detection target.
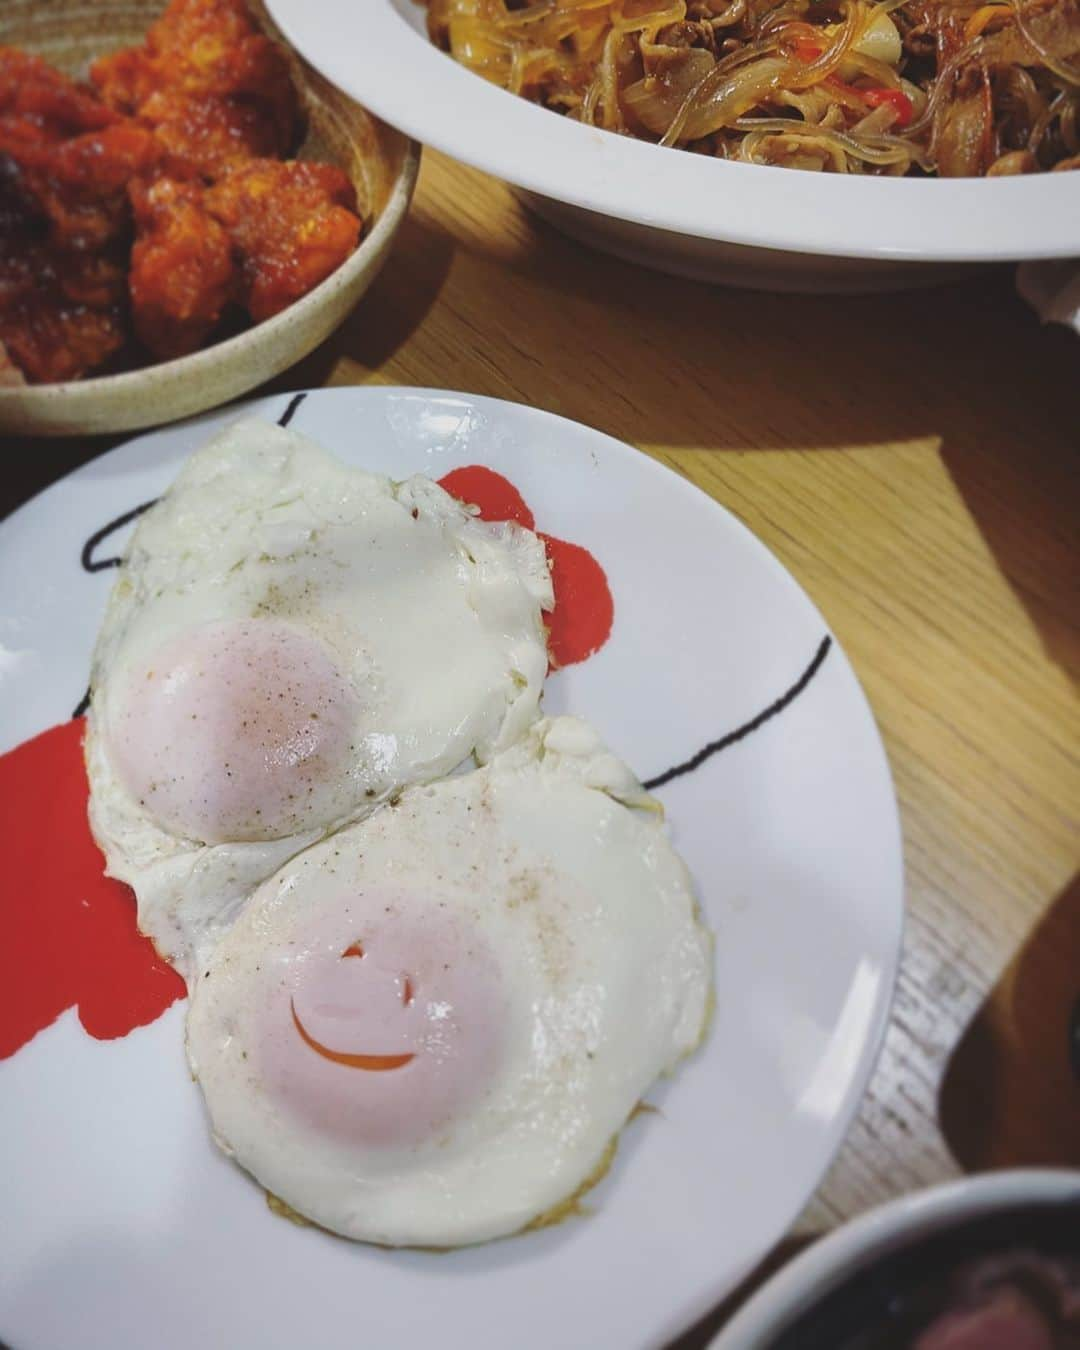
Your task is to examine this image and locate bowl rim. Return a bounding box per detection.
[266,0,1080,264]
[710,1168,1080,1349]
[0,122,420,409]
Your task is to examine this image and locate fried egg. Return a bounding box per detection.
[185,716,712,1248]
[86,418,552,975]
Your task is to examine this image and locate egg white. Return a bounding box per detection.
[86,418,552,976]
[185,716,713,1248]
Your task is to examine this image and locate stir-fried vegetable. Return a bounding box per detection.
[424,0,1080,174]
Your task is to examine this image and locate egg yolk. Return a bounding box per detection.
[256,901,505,1149]
[108,618,360,843]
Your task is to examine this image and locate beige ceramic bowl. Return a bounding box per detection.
[0,0,419,437]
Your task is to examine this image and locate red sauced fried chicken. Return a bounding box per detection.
[0,0,363,383]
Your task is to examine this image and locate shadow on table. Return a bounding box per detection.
[494,207,1080,683]
[325,213,457,374]
[939,412,1080,687]
[665,1235,817,1349]
[939,871,1080,1171]
[257,214,456,392]
[502,208,1075,449]
[256,327,344,399]
[1,433,123,523]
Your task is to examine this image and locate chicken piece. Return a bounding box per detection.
[0,238,128,318]
[0,243,33,318]
[54,249,130,310]
[2,300,125,383]
[140,90,281,179]
[205,159,361,322]
[0,48,117,141]
[0,297,124,383]
[129,175,237,358]
[94,0,265,111]
[0,161,39,242]
[0,49,153,248]
[0,120,159,249]
[0,244,126,383]
[91,0,299,155]
[87,45,146,116]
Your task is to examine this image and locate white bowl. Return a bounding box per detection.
[711,1169,1080,1348]
[266,0,1080,291]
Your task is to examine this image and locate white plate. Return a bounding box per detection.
[0,387,903,1350]
[266,0,1080,277]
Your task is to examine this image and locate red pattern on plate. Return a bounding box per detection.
[0,718,185,1059]
[437,465,613,668]
[438,465,535,531]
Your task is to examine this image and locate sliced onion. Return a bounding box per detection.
[660,56,791,142]
[621,47,718,133]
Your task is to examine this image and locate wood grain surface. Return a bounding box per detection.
[3,147,1079,1345]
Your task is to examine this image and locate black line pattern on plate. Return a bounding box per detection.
[80,499,158,573]
[277,391,308,428]
[72,687,91,719]
[642,635,833,791]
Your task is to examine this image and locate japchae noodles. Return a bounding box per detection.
[424,0,1080,174]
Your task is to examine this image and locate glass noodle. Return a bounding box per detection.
[424,0,1080,175]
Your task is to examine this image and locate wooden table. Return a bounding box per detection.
[5,148,1079,1346]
